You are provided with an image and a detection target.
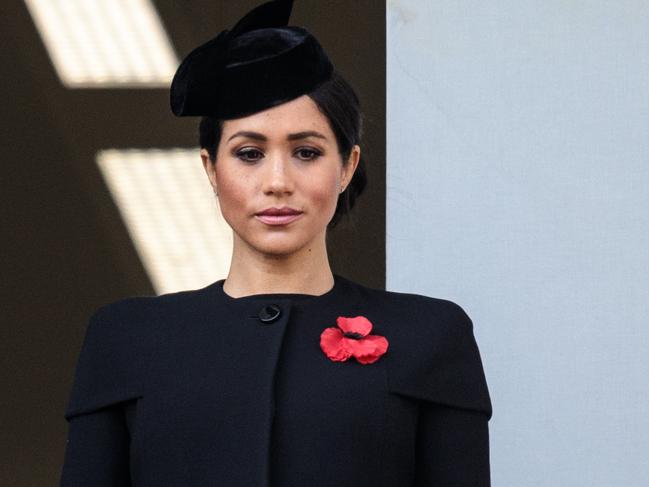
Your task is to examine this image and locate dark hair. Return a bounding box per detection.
[199,71,367,229]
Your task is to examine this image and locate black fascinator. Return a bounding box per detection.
[170,0,334,119]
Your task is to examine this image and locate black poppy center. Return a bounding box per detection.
[343,331,364,340]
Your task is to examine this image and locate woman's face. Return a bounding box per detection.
[201,95,360,257]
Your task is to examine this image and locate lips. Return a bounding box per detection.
[255,214,303,225]
[256,206,302,216]
[255,207,303,226]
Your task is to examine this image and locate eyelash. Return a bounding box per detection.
[235,147,322,163]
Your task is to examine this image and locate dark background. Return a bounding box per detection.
[0,0,385,484]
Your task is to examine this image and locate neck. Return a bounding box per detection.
[223,230,334,298]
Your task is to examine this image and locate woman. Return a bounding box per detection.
[60,1,493,486]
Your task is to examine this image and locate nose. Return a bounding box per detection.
[262,151,294,195]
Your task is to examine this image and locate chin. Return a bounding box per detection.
[248,233,318,256]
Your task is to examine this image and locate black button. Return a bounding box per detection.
[258,304,282,324]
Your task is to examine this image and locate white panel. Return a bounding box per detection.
[24,0,178,87]
[97,149,232,294]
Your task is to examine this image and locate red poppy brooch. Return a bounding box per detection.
[320,316,389,364]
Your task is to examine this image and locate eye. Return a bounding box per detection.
[294,147,322,161]
[235,147,264,162]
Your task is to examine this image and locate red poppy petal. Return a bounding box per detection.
[348,335,389,364]
[336,315,373,336]
[320,327,352,361]
[356,353,383,364]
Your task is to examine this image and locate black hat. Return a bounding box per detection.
[170,0,334,119]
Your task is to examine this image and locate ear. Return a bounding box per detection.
[341,145,361,191]
[201,149,218,192]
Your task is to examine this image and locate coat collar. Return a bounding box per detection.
[203,272,359,311]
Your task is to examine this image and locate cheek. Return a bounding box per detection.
[304,168,340,211]
[214,165,254,218]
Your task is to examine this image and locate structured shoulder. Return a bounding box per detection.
[95,284,214,325]
[64,302,141,419]
[371,288,492,418]
[87,281,230,342]
[356,283,475,340]
[64,286,212,420]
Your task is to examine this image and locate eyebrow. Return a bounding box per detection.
[287,131,327,141]
[227,130,327,142]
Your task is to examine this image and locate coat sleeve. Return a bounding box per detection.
[413,302,493,487]
[59,304,141,487]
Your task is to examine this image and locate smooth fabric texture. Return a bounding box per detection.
[59,273,492,486]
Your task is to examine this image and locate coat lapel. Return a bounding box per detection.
[137,293,295,486]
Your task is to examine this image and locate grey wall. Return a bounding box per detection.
[387,1,649,486]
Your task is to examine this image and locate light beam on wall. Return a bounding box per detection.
[24,0,178,87]
[96,149,232,295]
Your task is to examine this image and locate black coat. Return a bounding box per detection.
[60,273,493,486]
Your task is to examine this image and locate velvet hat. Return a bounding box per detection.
[170,0,334,119]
